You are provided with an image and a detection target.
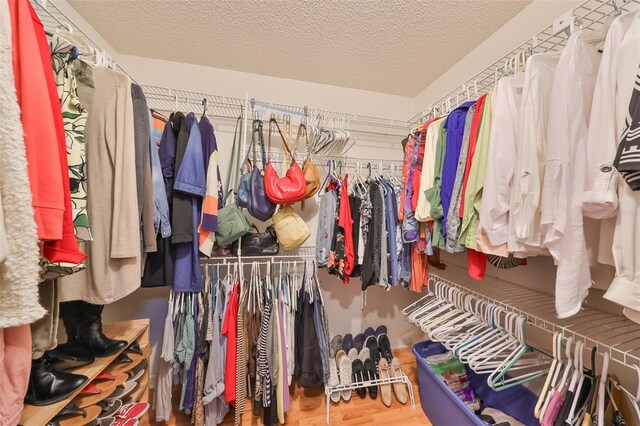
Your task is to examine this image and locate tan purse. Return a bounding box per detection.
[296,124,320,209]
[271,204,311,251]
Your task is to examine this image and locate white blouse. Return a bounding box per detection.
[509,52,561,254]
[540,30,601,318]
[479,73,524,247]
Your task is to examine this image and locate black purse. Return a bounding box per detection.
[232,225,280,256]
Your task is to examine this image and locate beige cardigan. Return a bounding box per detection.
[60,67,140,304]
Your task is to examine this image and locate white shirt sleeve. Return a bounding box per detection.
[582,16,633,219]
[415,119,442,222]
[480,75,522,246]
[510,52,560,249]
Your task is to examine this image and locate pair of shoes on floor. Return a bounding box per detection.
[378,358,409,407]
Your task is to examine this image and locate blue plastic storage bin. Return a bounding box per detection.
[413,341,540,426]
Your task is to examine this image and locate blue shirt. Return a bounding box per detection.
[441,101,475,238]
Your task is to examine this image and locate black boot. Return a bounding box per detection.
[24,357,88,406]
[49,301,95,370]
[76,302,126,357]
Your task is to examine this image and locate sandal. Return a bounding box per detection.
[378,358,393,407]
[390,358,408,404]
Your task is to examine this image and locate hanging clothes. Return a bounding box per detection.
[59,67,139,304]
[0,0,44,328]
[540,30,601,318]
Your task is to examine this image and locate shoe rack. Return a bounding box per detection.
[324,374,416,425]
[20,319,151,426]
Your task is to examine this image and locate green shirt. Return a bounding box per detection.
[424,119,447,249]
[460,90,494,248]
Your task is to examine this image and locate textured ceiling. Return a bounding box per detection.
[67,0,531,96]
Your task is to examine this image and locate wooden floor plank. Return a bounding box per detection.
[142,347,431,425]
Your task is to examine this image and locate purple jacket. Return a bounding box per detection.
[441,101,475,238]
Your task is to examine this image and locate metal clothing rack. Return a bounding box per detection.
[410,0,640,125]
[424,267,640,379]
[200,246,316,265]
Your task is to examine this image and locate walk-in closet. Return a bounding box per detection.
[3,0,640,425]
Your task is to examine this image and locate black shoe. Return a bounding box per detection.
[45,346,94,371]
[76,302,127,357]
[377,333,393,363]
[125,341,142,356]
[25,357,88,406]
[351,359,367,399]
[363,358,378,400]
[366,335,381,368]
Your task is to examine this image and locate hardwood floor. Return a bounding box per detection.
[142,347,432,425]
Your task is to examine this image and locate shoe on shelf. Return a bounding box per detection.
[114,402,149,420]
[336,351,352,402]
[366,335,381,368]
[377,333,393,363]
[351,359,367,399]
[329,335,343,359]
[342,333,354,354]
[76,302,127,358]
[354,333,365,352]
[98,398,123,419]
[45,346,95,371]
[390,358,408,404]
[378,358,393,407]
[347,347,358,362]
[24,357,88,406]
[363,327,375,342]
[363,358,378,400]
[358,347,370,364]
[328,358,340,403]
[375,325,388,337]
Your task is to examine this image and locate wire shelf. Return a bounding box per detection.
[200,246,316,265]
[410,0,640,125]
[426,267,640,373]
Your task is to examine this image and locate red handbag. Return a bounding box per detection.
[264,118,307,204]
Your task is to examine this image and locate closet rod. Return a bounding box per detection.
[410,0,640,125]
[32,0,137,84]
[428,268,640,374]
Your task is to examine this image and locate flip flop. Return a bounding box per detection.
[378,358,393,407]
[363,358,378,400]
[329,335,343,358]
[328,358,340,403]
[98,399,123,419]
[107,380,137,401]
[377,333,393,363]
[114,402,149,420]
[390,358,408,404]
[351,359,366,399]
[354,333,365,352]
[337,352,352,401]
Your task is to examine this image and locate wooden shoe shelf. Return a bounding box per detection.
[324,373,416,425]
[20,319,151,426]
